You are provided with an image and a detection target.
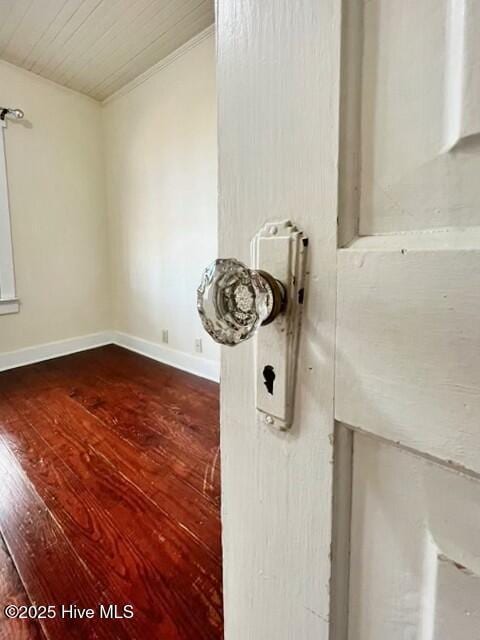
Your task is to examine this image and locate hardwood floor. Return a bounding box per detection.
[0,535,45,640]
[0,345,222,639]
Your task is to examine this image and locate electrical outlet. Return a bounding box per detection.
[162,330,168,344]
[195,338,203,354]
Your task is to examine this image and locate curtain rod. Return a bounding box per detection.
[0,107,24,121]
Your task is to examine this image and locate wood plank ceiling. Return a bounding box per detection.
[0,0,214,102]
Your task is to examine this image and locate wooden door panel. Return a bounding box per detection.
[336,241,480,474]
[336,0,480,636]
[358,0,480,235]
[349,433,480,640]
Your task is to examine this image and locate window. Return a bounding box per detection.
[0,119,19,315]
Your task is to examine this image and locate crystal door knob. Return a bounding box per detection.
[197,258,286,346]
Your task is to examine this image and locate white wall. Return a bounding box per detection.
[103,31,219,367]
[0,61,110,353]
[0,31,218,379]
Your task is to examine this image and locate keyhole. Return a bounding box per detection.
[263,365,275,395]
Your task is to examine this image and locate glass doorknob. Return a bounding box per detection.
[197,258,286,346]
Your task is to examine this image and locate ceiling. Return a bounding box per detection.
[0,0,214,102]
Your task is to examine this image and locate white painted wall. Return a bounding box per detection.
[0,31,218,379]
[103,32,219,366]
[0,61,110,353]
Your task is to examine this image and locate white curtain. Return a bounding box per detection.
[0,119,17,302]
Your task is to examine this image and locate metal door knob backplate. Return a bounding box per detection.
[197,258,286,346]
[196,220,307,431]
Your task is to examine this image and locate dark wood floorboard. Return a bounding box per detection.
[0,345,222,639]
[0,535,45,640]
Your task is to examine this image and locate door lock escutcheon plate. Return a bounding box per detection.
[197,219,308,431]
[252,220,307,430]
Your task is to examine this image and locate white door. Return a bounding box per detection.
[336,0,480,637]
[217,0,480,638]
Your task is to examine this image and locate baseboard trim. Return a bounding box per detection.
[0,330,220,382]
[0,331,113,372]
[112,331,220,383]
